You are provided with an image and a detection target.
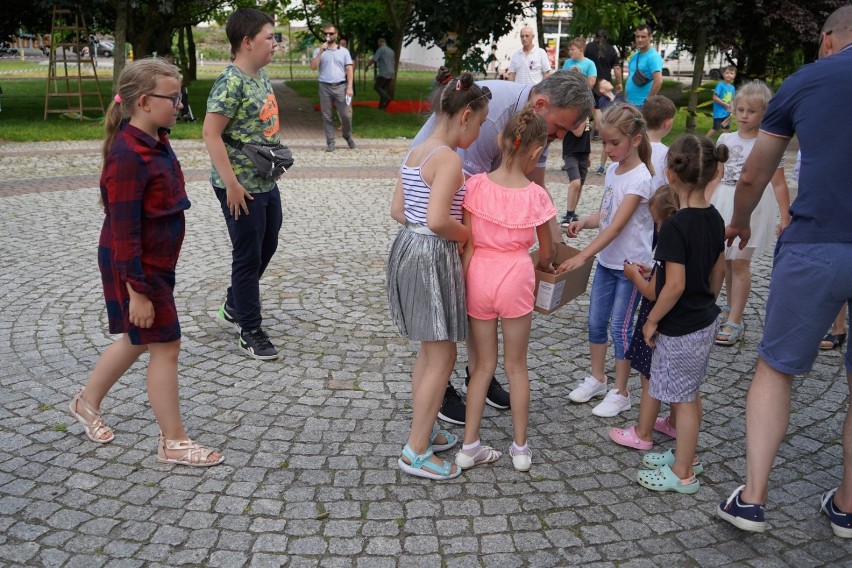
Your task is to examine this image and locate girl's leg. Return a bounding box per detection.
[588,265,617,382]
[611,273,640,396]
[670,396,701,480]
[463,318,499,445]
[501,314,533,447]
[406,340,460,472]
[148,340,222,463]
[74,335,147,440]
[634,375,660,441]
[723,260,732,307]
[725,258,752,326]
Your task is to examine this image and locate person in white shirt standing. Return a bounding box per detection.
[310,23,356,152]
[507,27,551,84]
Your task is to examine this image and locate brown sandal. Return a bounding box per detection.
[68,390,114,443]
[157,432,224,467]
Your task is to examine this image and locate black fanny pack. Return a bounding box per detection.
[632,67,651,87]
[222,133,294,179]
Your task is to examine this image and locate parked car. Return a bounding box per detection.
[662,49,734,79]
[74,40,115,57]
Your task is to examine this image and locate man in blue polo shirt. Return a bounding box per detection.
[717,5,852,538]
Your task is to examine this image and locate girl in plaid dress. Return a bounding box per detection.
[68,58,223,467]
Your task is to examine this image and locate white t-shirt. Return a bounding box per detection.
[508,47,551,84]
[650,142,668,192]
[597,163,654,269]
[719,131,785,186]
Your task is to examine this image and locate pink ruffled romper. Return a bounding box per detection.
[463,173,557,319]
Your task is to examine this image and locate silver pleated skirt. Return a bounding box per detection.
[386,223,468,342]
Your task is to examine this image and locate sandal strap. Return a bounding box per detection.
[401,444,452,475]
[429,424,457,447]
[162,436,216,464]
[73,392,113,437]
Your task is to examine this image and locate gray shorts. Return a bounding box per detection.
[563,154,589,183]
[649,320,718,403]
[759,241,852,375]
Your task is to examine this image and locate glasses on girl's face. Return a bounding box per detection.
[147,93,182,108]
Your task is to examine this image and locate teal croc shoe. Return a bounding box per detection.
[430,423,458,452]
[637,464,700,494]
[642,448,704,475]
[398,444,461,481]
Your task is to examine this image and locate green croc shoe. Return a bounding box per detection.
[642,448,704,475]
[637,464,700,494]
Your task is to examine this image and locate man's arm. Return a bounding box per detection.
[727,132,790,246]
[309,47,323,71]
[649,71,663,97]
[345,63,354,97]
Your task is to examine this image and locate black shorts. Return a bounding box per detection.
[563,154,590,183]
[712,116,731,130]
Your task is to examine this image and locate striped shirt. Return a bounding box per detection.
[401,146,464,224]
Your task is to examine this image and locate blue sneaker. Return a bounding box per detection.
[820,488,852,538]
[717,485,766,533]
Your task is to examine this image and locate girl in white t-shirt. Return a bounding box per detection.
[706,81,791,346]
[557,104,655,418]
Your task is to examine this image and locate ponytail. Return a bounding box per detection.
[599,103,654,176]
[102,99,124,164]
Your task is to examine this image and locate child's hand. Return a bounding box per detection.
[537,261,556,274]
[556,254,586,274]
[643,319,658,347]
[623,262,642,283]
[128,294,155,329]
[226,182,254,220]
[564,219,583,238]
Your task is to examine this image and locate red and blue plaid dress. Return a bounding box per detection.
[98,123,190,345]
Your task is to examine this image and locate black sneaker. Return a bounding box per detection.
[462,366,510,409]
[238,327,279,360]
[560,213,578,227]
[821,488,852,538]
[344,136,357,149]
[437,384,466,425]
[216,302,240,331]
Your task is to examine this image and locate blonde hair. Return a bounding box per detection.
[499,104,547,168]
[103,58,181,163]
[600,103,654,175]
[733,80,772,110]
[648,184,679,224]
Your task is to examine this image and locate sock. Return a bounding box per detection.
[512,441,528,453]
[462,440,480,453]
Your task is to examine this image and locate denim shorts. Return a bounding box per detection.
[759,241,852,375]
[588,262,641,360]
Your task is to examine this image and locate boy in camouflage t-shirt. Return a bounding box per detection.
[202,7,282,361]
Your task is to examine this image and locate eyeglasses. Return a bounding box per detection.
[147,93,182,108]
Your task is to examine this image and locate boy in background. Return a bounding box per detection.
[642,95,677,192]
[707,65,736,138]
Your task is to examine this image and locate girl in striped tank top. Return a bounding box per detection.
[387,69,491,481]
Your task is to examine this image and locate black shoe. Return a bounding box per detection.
[239,327,279,360]
[344,136,357,149]
[437,384,466,425]
[216,302,240,331]
[462,366,511,409]
[325,143,335,152]
[560,212,578,226]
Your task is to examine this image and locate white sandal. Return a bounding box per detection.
[68,390,114,443]
[157,432,224,467]
[454,444,502,470]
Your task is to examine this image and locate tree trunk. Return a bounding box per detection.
[112,0,128,92]
[533,0,545,49]
[384,0,414,98]
[686,26,707,133]
[186,25,197,82]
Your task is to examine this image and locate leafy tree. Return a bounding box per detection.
[406,0,531,74]
[569,0,655,62]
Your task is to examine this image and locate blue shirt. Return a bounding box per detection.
[312,46,352,83]
[562,57,597,79]
[625,48,663,107]
[761,45,852,243]
[713,82,735,119]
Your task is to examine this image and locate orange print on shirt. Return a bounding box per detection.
[260,93,280,137]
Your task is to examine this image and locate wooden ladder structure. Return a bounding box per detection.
[44,5,105,120]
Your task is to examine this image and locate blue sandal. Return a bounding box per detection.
[636,464,700,494]
[430,423,458,452]
[716,321,744,345]
[641,448,704,475]
[398,444,462,481]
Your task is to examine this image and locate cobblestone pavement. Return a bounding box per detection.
[1,88,851,567]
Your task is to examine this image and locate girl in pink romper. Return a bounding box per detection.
[455,107,557,473]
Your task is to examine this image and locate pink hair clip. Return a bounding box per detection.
[114,94,123,103]
[455,79,462,90]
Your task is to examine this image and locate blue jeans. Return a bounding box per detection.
[588,262,641,360]
[214,186,282,331]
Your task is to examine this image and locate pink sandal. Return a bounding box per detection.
[68,390,114,443]
[157,433,224,468]
[608,426,652,450]
[653,416,677,438]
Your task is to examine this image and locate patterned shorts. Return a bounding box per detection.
[649,320,718,403]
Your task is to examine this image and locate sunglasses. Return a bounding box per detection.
[146,93,182,109]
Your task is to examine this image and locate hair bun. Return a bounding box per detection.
[714,144,729,163]
[435,66,453,85]
[458,72,475,89]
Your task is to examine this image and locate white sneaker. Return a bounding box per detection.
[567,376,608,403]
[592,389,632,417]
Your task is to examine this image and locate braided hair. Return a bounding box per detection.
[499,104,547,168]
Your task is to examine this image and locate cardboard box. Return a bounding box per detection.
[530,243,595,314]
